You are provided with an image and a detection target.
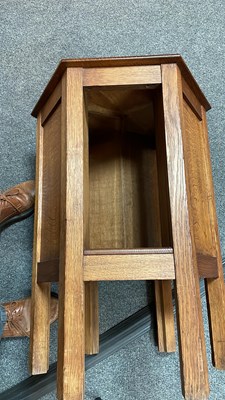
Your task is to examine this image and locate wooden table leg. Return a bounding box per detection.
[85,282,99,354]
[154,281,175,352]
[201,108,225,369]
[57,68,85,400]
[162,63,209,400]
[30,114,51,375]
[83,99,99,356]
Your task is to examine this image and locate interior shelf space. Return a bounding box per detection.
[84,85,172,251]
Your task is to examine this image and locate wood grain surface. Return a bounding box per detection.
[182,78,202,120]
[182,99,217,260]
[40,105,61,261]
[200,107,225,369]
[32,55,210,117]
[30,114,51,375]
[57,68,85,400]
[83,65,161,87]
[41,80,62,125]
[31,58,223,400]
[83,253,175,281]
[87,85,160,250]
[83,95,99,355]
[162,63,209,399]
[154,280,176,352]
[154,87,176,353]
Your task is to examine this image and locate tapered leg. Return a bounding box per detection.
[162,64,209,399]
[30,114,51,374]
[57,68,85,400]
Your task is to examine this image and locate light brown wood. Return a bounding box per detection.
[182,98,217,260]
[83,65,161,87]
[182,83,225,369]
[41,81,62,125]
[162,63,209,399]
[154,89,173,248]
[197,253,218,278]
[85,281,99,354]
[57,68,85,400]
[37,250,174,284]
[83,95,100,355]
[40,105,61,261]
[31,57,224,400]
[120,131,160,248]
[154,281,176,352]
[87,86,159,250]
[201,107,225,369]
[89,126,124,249]
[32,55,211,118]
[37,248,174,283]
[83,98,89,249]
[30,113,51,374]
[36,252,217,283]
[154,87,176,353]
[182,78,202,121]
[83,252,175,281]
